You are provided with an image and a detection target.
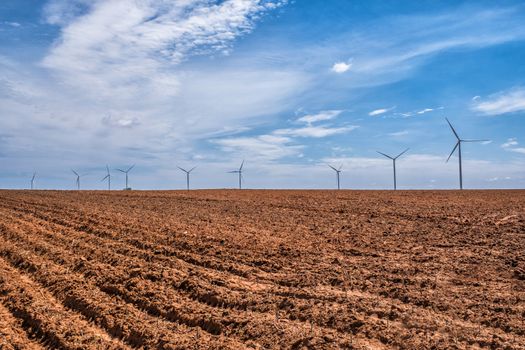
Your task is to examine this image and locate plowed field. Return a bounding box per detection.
[0,190,524,349]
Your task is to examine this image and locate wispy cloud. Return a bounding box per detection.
[471,87,525,115]
[369,106,395,116]
[296,110,343,124]
[3,21,21,27]
[41,0,288,100]
[388,130,410,137]
[214,108,357,159]
[501,137,525,154]
[102,115,140,129]
[213,134,303,161]
[273,109,358,138]
[274,125,358,138]
[394,106,443,118]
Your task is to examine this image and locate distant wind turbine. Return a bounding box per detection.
[101,165,111,190]
[71,169,86,190]
[446,118,489,190]
[328,164,343,190]
[377,148,409,190]
[177,166,196,191]
[117,164,135,190]
[228,160,244,189]
[30,172,36,190]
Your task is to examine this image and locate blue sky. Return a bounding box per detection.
[1,0,525,190]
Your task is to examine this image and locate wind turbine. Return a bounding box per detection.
[228,160,244,189]
[377,148,409,190]
[71,169,86,190]
[328,164,343,190]
[177,166,196,191]
[445,118,489,190]
[30,172,36,190]
[117,164,135,190]
[101,165,111,190]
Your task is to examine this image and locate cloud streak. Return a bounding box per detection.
[471,87,525,115]
[296,110,343,124]
[369,107,395,116]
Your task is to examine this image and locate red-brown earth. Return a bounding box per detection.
[0,190,524,349]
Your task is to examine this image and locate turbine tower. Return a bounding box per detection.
[177,166,196,191]
[228,160,244,189]
[446,118,489,190]
[377,148,409,190]
[101,165,111,190]
[117,164,135,190]
[328,164,342,190]
[71,169,83,190]
[30,172,36,190]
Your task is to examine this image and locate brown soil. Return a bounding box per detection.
[0,189,523,349]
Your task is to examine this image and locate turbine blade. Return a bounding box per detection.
[395,148,409,159]
[116,169,126,173]
[239,160,245,171]
[377,151,393,159]
[106,165,110,173]
[127,164,135,172]
[188,166,197,173]
[228,171,238,173]
[71,169,79,176]
[338,165,343,171]
[446,142,459,163]
[462,139,490,143]
[101,175,109,181]
[328,164,338,172]
[177,166,188,173]
[445,118,460,140]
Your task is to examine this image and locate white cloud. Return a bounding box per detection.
[213,134,303,161]
[274,125,358,138]
[331,61,352,73]
[296,110,343,124]
[41,0,288,101]
[501,138,518,148]
[501,138,525,154]
[472,87,525,115]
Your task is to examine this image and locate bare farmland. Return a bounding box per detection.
[0,190,524,349]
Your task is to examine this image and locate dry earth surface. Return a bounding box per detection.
[0,190,524,349]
